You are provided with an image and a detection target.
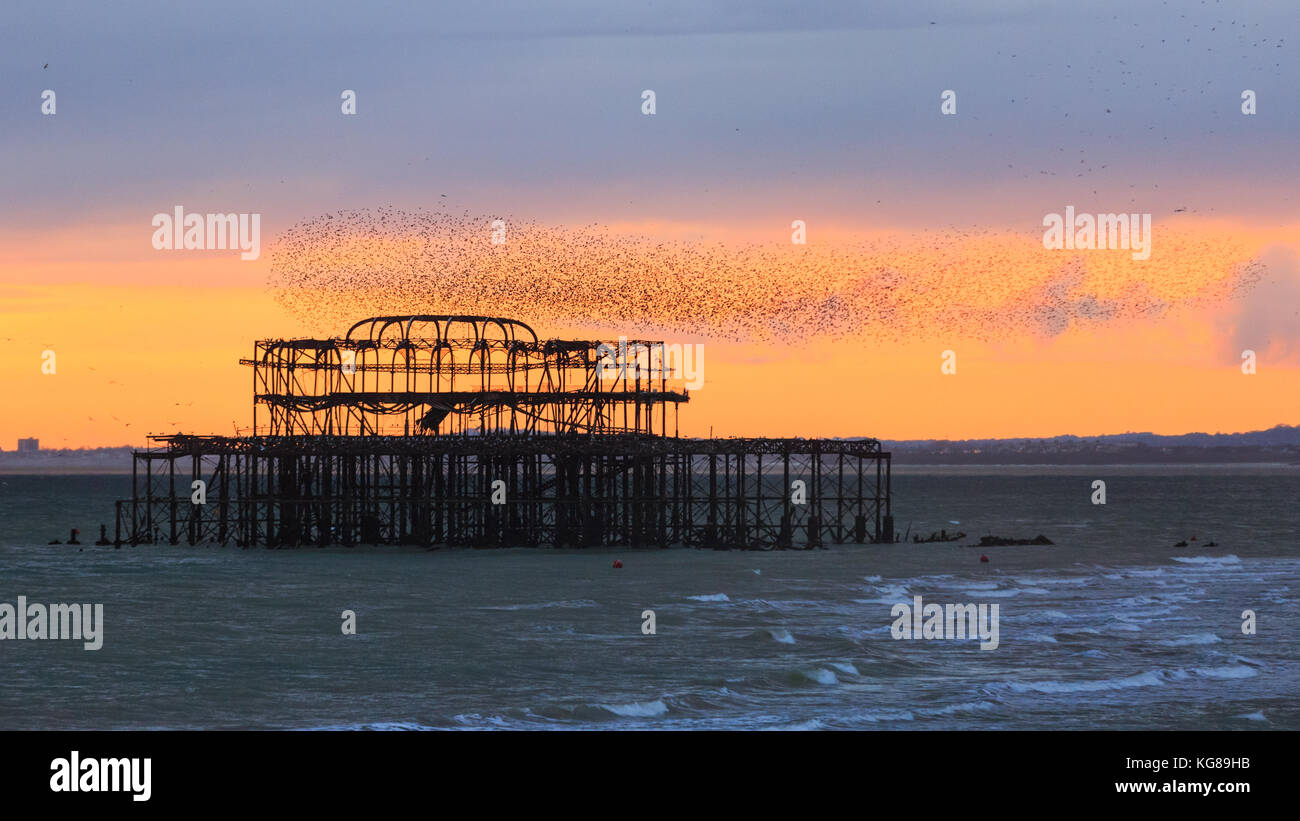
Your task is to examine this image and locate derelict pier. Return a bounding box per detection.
[114,316,892,548]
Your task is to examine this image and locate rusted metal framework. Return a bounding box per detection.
[116,316,892,549]
[247,315,685,437]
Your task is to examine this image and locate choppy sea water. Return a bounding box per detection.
[0,468,1296,730]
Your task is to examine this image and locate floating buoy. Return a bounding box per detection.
[979,554,989,563]
[612,559,623,569]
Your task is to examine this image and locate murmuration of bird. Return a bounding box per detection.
[267,207,1265,344]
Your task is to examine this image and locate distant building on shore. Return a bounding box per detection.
[16,438,39,453]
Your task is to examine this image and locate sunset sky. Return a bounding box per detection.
[2,1,1298,448]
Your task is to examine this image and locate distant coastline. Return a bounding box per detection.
[0,446,136,474]
[881,424,1300,465]
[2,425,1299,473]
[884,445,1300,466]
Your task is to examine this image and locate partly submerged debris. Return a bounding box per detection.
[970,534,1054,547]
[913,530,966,543]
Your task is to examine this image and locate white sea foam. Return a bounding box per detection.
[803,668,838,685]
[999,663,1258,696]
[982,587,1048,597]
[305,721,434,731]
[452,713,511,727]
[687,593,730,602]
[1236,711,1267,722]
[855,709,916,723]
[767,628,796,644]
[1189,664,1257,680]
[600,699,668,717]
[1172,555,1241,565]
[859,583,910,604]
[919,700,996,717]
[1022,576,1090,586]
[766,718,826,731]
[1158,632,1222,647]
[1001,670,1172,694]
[1106,620,1143,632]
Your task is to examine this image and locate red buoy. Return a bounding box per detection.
[612,560,623,569]
[979,554,989,563]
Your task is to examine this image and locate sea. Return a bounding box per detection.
[1,466,1296,730]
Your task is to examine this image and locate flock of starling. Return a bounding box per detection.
[267,207,1265,345]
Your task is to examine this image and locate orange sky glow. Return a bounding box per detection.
[2,217,1298,448]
